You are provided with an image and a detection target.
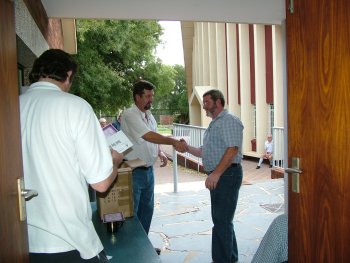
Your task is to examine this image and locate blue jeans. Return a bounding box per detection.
[132,167,154,234]
[210,165,243,263]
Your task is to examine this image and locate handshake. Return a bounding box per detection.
[173,138,189,153]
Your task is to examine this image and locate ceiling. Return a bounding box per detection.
[41,0,285,25]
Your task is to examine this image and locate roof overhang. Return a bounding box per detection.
[41,0,285,25]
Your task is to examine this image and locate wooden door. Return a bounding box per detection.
[286,0,350,262]
[0,0,30,262]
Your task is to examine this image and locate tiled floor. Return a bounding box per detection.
[149,157,285,263]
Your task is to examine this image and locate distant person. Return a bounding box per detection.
[112,112,122,131]
[20,49,124,262]
[121,80,188,255]
[251,214,288,263]
[186,89,244,263]
[256,134,273,169]
[99,117,107,128]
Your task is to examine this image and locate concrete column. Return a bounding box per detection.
[202,23,210,86]
[273,25,284,128]
[197,23,203,85]
[254,24,269,156]
[192,23,198,86]
[209,23,217,87]
[216,23,227,98]
[226,23,239,116]
[192,40,197,87]
[238,24,253,155]
[192,35,196,86]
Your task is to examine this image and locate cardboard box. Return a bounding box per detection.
[96,159,146,219]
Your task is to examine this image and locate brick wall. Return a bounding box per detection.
[159,115,174,125]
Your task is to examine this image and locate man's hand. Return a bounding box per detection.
[158,151,168,167]
[174,139,188,153]
[111,150,124,168]
[205,172,220,190]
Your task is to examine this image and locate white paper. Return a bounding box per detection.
[102,124,133,153]
[106,130,133,153]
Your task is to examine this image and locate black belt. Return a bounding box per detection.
[134,166,152,170]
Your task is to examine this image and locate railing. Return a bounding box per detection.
[173,124,285,169]
[272,127,284,169]
[170,124,285,191]
[172,123,205,169]
[171,124,205,192]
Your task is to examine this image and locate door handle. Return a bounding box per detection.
[21,189,38,201]
[17,178,38,221]
[286,157,302,193]
[285,168,302,174]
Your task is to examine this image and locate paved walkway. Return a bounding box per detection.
[149,149,285,263]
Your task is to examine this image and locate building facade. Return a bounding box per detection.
[182,22,284,158]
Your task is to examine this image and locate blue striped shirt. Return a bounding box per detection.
[251,214,288,263]
[202,110,244,172]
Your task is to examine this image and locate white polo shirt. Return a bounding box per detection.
[265,140,273,153]
[20,81,113,259]
[121,105,159,166]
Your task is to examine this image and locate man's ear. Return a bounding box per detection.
[61,71,73,92]
[66,71,73,83]
[135,93,142,103]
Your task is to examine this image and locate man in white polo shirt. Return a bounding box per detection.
[121,80,187,254]
[20,49,124,262]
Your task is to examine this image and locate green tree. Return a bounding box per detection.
[171,64,188,115]
[71,19,164,115]
[158,64,189,123]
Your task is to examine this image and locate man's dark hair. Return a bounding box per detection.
[132,80,156,101]
[203,89,225,106]
[29,49,78,84]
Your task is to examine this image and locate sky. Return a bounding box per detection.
[155,21,184,66]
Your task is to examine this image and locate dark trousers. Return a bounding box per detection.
[29,250,109,263]
[210,165,243,263]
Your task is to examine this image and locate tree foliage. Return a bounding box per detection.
[71,19,164,115]
[154,64,189,123]
[70,19,188,121]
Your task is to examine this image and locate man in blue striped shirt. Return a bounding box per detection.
[187,89,244,263]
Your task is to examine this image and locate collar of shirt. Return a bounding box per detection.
[29,81,62,92]
[208,109,228,128]
[131,105,152,126]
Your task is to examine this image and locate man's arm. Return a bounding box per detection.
[90,150,124,192]
[206,146,238,190]
[142,131,188,152]
[187,145,203,158]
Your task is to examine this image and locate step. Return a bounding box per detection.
[271,167,284,179]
